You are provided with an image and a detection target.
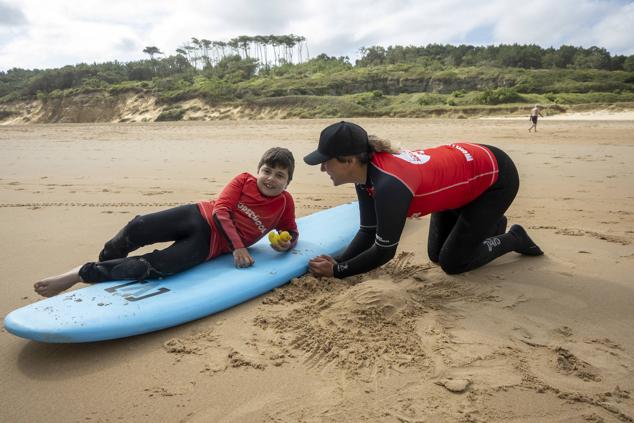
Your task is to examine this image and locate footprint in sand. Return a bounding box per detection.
[530,226,632,246]
[525,344,604,392]
[511,326,533,340]
[554,347,601,382]
[141,190,173,196]
[584,338,623,352]
[553,326,574,338]
[504,295,529,310]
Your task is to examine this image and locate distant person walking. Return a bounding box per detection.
[528,104,543,132]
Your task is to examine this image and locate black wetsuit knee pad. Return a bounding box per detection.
[80,257,163,283]
[79,262,111,283]
[123,215,146,240]
[110,258,150,280]
[438,255,468,275]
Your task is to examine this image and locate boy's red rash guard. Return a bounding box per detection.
[197,173,298,259]
[334,143,499,278]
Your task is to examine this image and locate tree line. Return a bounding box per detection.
[144,34,309,70]
[356,43,634,71]
[0,34,310,99]
[1,41,633,101]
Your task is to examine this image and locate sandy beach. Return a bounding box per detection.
[1,118,633,422]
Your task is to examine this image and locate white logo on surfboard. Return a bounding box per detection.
[394,149,431,165]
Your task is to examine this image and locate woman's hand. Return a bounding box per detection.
[308,255,336,277]
[233,248,255,268]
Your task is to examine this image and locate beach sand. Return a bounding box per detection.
[1,118,633,422]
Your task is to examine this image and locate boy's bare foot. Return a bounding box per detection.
[34,266,82,297]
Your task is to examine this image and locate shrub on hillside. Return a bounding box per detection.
[0,109,17,119]
[416,93,446,105]
[155,106,185,121]
[479,88,523,105]
[354,90,385,108]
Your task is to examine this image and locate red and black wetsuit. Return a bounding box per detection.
[79,173,297,283]
[333,143,521,278]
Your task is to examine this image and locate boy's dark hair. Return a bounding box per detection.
[258,147,295,183]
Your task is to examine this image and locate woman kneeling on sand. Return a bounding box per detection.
[304,121,543,279]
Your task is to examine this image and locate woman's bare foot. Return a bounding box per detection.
[34,266,83,297]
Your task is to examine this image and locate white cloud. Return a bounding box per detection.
[0,1,26,25]
[583,2,634,55]
[1,0,633,71]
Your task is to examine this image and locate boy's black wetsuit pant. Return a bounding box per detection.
[79,204,211,283]
[427,145,523,274]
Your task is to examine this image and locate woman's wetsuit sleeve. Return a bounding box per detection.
[333,173,412,278]
[333,184,377,262]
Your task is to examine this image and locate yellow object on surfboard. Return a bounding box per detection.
[268,230,291,246]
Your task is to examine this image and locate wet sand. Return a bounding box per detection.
[1,118,633,422]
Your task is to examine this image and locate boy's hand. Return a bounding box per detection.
[271,238,291,252]
[308,255,336,277]
[269,230,292,252]
[233,248,255,268]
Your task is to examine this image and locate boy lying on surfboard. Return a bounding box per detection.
[34,147,298,297]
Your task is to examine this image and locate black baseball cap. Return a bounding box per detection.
[303,121,369,165]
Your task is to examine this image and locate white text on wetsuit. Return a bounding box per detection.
[450,144,474,162]
[237,202,267,233]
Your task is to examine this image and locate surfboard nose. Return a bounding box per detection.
[5,306,72,343]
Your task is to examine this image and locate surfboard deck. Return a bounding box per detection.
[4,202,359,343]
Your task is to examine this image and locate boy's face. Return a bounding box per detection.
[256,164,289,197]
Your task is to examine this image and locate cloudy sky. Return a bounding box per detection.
[1,0,633,71]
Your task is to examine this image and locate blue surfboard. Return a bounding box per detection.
[4,202,359,343]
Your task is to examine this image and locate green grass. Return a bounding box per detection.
[2,62,633,120]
